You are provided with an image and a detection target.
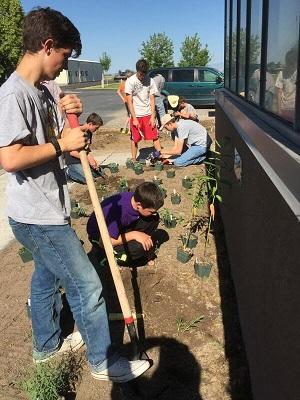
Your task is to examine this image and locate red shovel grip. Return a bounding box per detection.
[67,113,80,128]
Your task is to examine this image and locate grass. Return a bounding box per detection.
[20,352,84,400]
[176,315,204,332]
[81,82,119,90]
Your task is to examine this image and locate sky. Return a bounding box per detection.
[20,0,225,73]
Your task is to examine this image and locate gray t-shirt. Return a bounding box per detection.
[175,119,208,147]
[0,72,70,225]
[153,74,165,97]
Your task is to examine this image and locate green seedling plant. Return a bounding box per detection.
[71,203,88,218]
[171,189,181,204]
[160,208,174,220]
[20,352,84,400]
[153,175,162,185]
[119,177,129,188]
[176,315,204,332]
[160,207,176,227]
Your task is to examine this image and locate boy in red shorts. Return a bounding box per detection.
[125,59,161,161]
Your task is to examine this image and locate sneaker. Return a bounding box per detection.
[91,356,151,382]
[34,331,84,364]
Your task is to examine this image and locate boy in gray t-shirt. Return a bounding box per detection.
[0,7,149,383]
[158,114,211,167]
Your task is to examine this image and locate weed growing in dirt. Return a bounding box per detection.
[20,352,84,400]
[176,315,204,332]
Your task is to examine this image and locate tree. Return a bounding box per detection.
[99,52,111,73]
[140,33,174,69]
[178,33,211,67]
[0,0,24,83]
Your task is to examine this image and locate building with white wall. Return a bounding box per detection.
[55,58,103,85]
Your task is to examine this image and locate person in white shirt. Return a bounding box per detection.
[125,59,162,161]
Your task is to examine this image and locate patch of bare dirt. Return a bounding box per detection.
[0,127,251,400]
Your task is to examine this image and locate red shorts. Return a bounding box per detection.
[130,115,158,143]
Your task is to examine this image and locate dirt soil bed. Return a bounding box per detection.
[0,124,251,400]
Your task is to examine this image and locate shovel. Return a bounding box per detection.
[67,114,148,361]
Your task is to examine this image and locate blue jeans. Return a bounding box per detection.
[173,145,208,167]
[155,96,166,128]
[9,218,116,371]
[66,163,99,184]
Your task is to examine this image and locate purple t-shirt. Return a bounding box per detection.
[87,192,140,241]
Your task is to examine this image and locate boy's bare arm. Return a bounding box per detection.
[161,139,184,156]
[149,94,156,127]
[0,93,86,172]
[126,94,139,128]
[0,127,86,172]
[111,231,153,251]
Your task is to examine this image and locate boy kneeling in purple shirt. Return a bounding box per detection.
[87,182,164,266]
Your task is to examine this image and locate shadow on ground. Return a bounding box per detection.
[214,213,253,400]
[110,336,202,400]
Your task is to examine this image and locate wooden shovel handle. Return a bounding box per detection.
[67,114,133,322]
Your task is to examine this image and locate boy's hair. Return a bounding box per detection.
[133,182,164,210]
[86,113,103,127]
[178,96,187,104]
[23,7,82,58]
[136,59,149,74]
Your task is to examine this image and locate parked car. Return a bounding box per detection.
[148,66,224,106]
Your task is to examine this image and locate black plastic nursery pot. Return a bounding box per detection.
[171,194,181,204]
[182,233,198,249]
[159,186,167,198]
[126,159,134,169]
[119,185,129,192]
[154,162,164,171]
[70,199,78,209]
[166,169,176,178]
[134,164,144,175]
[107,163,119,173]
[153,177,163,185]
[163,217,177,228]
[182,178,193,189]
[177,246,193,263]
[70,210,80,219]
[18,247,33,263]
[194,261,212,278]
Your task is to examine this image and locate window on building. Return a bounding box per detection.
[265,0,299,124]
[225,0,300,131]
[80,71,84,76]
[230,0,238,91]
[225,0,230,89]
[85,71,88,76]
[75,71,78,77]
[238,0,247,96]
[247,0,263,105]
[172,69,194,82]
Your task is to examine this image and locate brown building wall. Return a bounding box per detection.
[215,90,300,399]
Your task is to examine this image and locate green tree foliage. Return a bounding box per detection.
[99,52,111,72]
[179,33,211,67]
[0,0,24,83]
[231,29,260,67]
[140,33,174,69]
